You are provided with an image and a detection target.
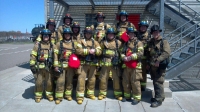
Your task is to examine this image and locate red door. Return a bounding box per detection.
[116,14,140,30]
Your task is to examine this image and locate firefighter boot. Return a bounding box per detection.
[35,98,41,103]
[87,95,96,100]
[98,95,105,100]
[66,96,72,101]
[116,96,123,101]
[48,97,54,102]
[55,99,61,104]
[77,99,83,104]
[131,99,140,105]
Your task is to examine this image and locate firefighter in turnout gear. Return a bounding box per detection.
[115,10,136,42]
[137,20,151,91]
[53,27,80,104]
[71,22,81,41]
[121,27,144,104]
[30,29,55,103]
[148,25,171,108]
[36,18,58,44]
[75,26,102,104]
[98,27,123,101]
[91,12,111,42]
[57,13,73,41]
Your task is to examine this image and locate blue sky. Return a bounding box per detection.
[0,0,45,33]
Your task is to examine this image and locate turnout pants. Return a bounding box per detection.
[99,66,122,98]
[150,66,165,102]
[34,69,53,99]
[122,68,142,100]
[76,65,96,100]
[141,59,147,89]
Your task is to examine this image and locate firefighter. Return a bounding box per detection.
[148,25,171,107]
[30,29,55,103]
[137,20,151,91]
[36,18,58,44]
[98,27,123,101]
[121,27,144,104]
[75,26,102,104]
[115,10,136,42]
[53,27,80,104]
[57,13,73,41]
[91,12,111,42]
[71,22,81,41]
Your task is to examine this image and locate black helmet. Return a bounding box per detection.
[63,27,72,34]
[95,12,105,19]
[41,29,52,35]
[63,13,73,24]
[71,22,80,28]
[127,27,138,34]
[46,18,56,28]
[119,10,128,16]
[138,20,149,27]
[150,25,162,34]
[106,27,116,34]
[84,26,93,34]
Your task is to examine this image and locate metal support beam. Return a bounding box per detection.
[118,0,124,10]
[55,0,69,10]
[49,0,54,18]
[159,0,164,36]
[89,0,95,10]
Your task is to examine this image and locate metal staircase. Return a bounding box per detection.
[146,0,200,79]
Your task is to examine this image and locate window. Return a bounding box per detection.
[85,14,96,27]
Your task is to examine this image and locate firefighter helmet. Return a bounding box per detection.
[41,29,52,35]
[72,22,80,28]
[84,26,93,34]
[127,27,138,34]
[119,10,128,16]
[95,12,105,19]
[63,13,73,24]
[150,25,162,34]
[46,18,56,28]
[138,20,149,27]
[106,27,116,34]
[63,27,73,34]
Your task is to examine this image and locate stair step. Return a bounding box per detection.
[188,47,200,53]
[179,52,193,59]
[166,63,175,69]
[171,57,183,65]
[197,42,200,47]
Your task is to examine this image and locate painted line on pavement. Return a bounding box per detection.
[0,49,31,55]
[0,47,18,51]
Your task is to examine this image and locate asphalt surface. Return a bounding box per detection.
[0,43,200,112]
[0,43,33,71]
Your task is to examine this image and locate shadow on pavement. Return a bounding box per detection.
[22,74,35,84]
[17,62,30,69]
[170,75,200,92]
[22,86,35,99]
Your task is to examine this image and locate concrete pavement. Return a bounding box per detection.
[0,65,200,112]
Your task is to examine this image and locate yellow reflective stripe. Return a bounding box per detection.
[77,44,82,48]
[56,92,64,98]
[106,50,115,55]
[121,54,125,59]
[140,82,146,86]
[62,63,68,68]
[131,53,137,60]
[95,47,101,55]
[44,54,48,58]
[35,92,43,97]
[122,64,126,68]
[46,91,53,96]
[144,44,147,48]
[99,92,107,96]
[30,60,36,65]
[101,62,112,66]
[138,47,144,52]
[136,63,142,69]
[133,95,141,100]
[84,49,88,55]
[54,61,59,66]
[81,61,85,64]
[87,90,94,95]
[31,50,37,56]
[114,91,122,96]
[124,93,131,98]
[65,90,72,95]
[51,39,55,44]
[54,49,59,54]
[38,64,45,68]
[36,37,41,41]
[76,93,84,97]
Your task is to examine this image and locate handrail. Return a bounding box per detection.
[164,0,200,39]
[168,22,200,42]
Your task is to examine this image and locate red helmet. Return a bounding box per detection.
[63,13,73,24]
